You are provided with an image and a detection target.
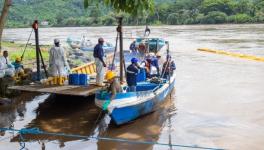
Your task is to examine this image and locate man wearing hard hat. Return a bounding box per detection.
[48,39,70,77]
[105,71,122,100]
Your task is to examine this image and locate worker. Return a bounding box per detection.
[129,41,137,52]
[93,37,107,86]
[12,57,24,73]
[150,52,161,77]
[138,43,146,61]
[141,54,152,78]
[144,25,151,37]
[105,71,122,100]
[48,39,70,77]
[0,51,15,77]
[126,58,140,92]
[161,55,176,79]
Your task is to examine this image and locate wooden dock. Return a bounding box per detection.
[9,84,103,97]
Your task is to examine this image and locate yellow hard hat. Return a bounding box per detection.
[16,57,21,62]
[105,71,116,80]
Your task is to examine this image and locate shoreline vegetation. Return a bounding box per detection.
[2,41,92,69]
[1,0,264,28]
[1,41,49,68]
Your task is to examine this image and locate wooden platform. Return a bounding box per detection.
[9,84,103,97]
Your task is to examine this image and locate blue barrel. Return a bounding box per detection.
[79,74,87,85]
[137,68,146,82]
[69,74,79,85]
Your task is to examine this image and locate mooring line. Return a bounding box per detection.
[0,127,224,150]
[198,48,264,62]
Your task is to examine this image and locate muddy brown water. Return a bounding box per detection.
[1,24,264,150]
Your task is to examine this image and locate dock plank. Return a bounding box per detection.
[9,84,103,97]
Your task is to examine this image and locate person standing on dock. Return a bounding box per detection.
[126,58,140,92]
[48,39,70,77]
[93,38,107,86]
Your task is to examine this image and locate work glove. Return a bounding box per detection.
[102,99,111,111]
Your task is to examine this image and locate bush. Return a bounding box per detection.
[167,13,179,25]
[201,11,227,24]
[102,16,116,26]
[234,13,252,23]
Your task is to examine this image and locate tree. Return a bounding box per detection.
[83,0,154,16]
[0,0,12,51]
[201,0,234,15]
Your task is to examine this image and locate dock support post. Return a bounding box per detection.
[32,20,41,81]
[117,17,124,83]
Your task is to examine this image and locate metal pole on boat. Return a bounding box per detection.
[117,17,124,83]
[32,20,41,81]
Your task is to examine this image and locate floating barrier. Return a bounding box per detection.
[197,48,264,62]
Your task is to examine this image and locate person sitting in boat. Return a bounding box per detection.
[105,71,122,100]
[129,41,137,52]
[161,55,176,79]
[126,58,140,92]
[150,52,161,77]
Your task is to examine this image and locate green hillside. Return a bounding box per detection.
[1,0,264,28]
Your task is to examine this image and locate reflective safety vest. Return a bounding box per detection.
[126,64,140,86]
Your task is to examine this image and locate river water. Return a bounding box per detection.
[1,24,264,150]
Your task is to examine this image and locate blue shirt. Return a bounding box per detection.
[12,62,23,70]
[129,43,136,51]
[93,44,104,59]
[151,57,159,68]
[126,64,140,86]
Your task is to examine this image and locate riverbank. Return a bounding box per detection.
[1,41,93,69]
[1,41,49,68]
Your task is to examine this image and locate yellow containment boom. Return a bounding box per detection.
[197,48,264,62]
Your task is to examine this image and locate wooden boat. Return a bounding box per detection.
[95,74,176,125]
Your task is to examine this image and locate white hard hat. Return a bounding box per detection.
[54,39,60,44]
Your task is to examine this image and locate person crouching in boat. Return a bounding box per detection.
[161,55,176,79]
[126,58,140,92]
[105,71,122,100]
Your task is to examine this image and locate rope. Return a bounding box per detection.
[110,32,119,71]
[0,128,224,150]
[21,29,34,62]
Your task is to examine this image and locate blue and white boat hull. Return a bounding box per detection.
[95,74,176,125]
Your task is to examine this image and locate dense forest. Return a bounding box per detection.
[1,0,264,27]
